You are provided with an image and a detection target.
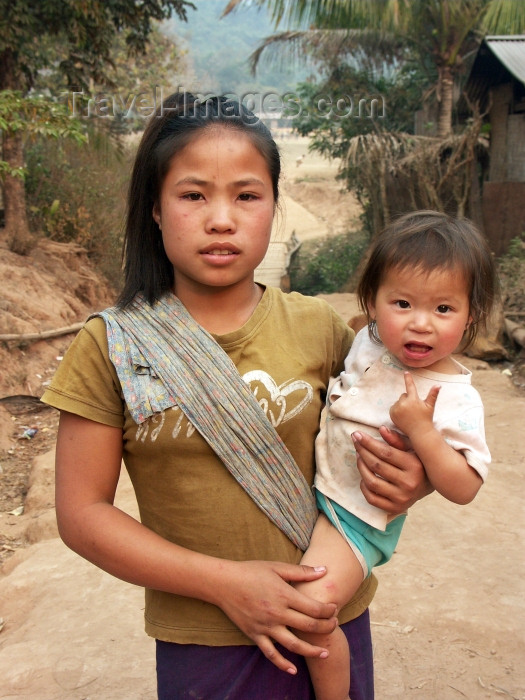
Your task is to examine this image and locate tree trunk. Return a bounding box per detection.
[436,65,454,139]
[0,47,34,254]
[2,130,34,255]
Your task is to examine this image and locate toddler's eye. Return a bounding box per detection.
[437,304,451,313]
[395,300,410,309]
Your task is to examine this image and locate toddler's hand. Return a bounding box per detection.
[389,372,440,435]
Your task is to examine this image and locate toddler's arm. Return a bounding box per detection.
[389,372,482,505]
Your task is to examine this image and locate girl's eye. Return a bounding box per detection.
[182,192,203,201]
[395,300,410,309]
[437,304,451,313]
[238,192,257,201]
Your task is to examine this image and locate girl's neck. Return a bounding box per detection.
[173,281,264,335]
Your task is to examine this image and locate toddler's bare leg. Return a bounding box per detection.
[295,514,365,700]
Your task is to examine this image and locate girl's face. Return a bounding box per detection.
[153,128,275,297]
[368,264,472,373]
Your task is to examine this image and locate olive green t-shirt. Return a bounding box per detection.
[42,286,377,644]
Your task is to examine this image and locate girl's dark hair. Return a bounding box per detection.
[357,210,499,350]
[118,92,281,307]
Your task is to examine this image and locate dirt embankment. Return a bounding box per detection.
[0,234,115,529]
[0,236,115,395]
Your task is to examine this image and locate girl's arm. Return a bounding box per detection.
[388,373,483,504]
[352,427,433,515]
[55,411,338,676]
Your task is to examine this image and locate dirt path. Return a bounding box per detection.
[254,137,363,288]
[0,140,524,699]
[277,136,362,242]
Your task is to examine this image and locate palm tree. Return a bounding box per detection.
[224,0,525,138]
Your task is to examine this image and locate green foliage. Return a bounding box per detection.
[292,61,432,155]
[0,160,24,179]
[0,90,86,177]
[229,0,525,139]
[36,25,186,134]
[0,0,195,91]
[289,231,367,296]
[288,62,435,236]
[24,133,128,284]
[497,235,525,316]
[504,236,525,260]
[0,0,194,252]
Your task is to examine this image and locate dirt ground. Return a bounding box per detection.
[0,137,524,699]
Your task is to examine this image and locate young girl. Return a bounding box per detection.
[295,210,498,700]
[42,92,429,700]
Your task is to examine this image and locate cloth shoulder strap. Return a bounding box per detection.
[94,293,316,551]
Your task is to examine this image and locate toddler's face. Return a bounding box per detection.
[368,265,471,373]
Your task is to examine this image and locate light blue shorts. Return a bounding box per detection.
[316,491,406,577]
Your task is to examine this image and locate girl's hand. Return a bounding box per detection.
[210,559,338,675]
[389,372,440,435]
[352,425,433,515]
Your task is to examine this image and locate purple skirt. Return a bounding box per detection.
[156,609,374,700]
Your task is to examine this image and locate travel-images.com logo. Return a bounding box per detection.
[63,86,386,121]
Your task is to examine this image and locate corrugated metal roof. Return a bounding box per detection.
[485,36,525,86]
